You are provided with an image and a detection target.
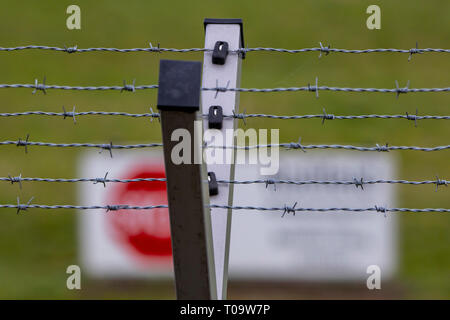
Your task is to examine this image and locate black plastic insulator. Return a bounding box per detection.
[208,106,223,129]
[212,41,229,65]
[208,172,219,196]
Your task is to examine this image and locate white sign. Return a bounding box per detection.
[229,152,397,281]
[78,151,397,281]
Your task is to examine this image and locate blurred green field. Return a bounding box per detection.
[0,0,448,299]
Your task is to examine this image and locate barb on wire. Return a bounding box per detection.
[149,42,161,53]
[286,137,307,152]
[353,177,364,190]
[32,77,46,94]
[94,172,109,187]
[62,106,76,123]
[214,79,230,98]
[306,77,319,98]
[318,42,331,58]
[375,143,389,152]
[232,109,247,125]
[282,202,297,217]
[375,205,389,217]
[8,174,22,189]
[321,108,334,124]
[149,107,161,122]
[406,109,419,127]
[121,79,136,92]
[395,80,410,98]
[409,42,423,61]
[106,205,121,212]
[435,176,448,191]
[265,179,276,191]
[99,142,114,158]
[64,45,78,53]
[16,197,34,214]
[16,134,30,153]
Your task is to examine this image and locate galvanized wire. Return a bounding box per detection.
[237,46,450,55]
[1,44,449,59]
[206,142,450,152]
[2,175,447,194]
[0,45,208,53]
[0,136,162,157]
[1,175,447,190]
[2,109,450,126]
[2,136,449,154]
[0,82,158,92]
[1,200,448,214]
[0,80,449,96]
[2,137,449,153]
[0,141,162,149]
[0,110,160,121]
[209,205,450,214]
[204,84,450,94]
[218,178,448,190]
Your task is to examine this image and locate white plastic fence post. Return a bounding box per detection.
[202,18,244,300]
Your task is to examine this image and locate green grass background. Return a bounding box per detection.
[0,0,448,299]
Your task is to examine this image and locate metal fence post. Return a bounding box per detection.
[202,18,244,300]
[157,59,216,300]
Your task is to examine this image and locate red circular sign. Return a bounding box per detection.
[107,164,172,264]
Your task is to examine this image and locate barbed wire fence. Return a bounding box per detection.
[0,40,449,215]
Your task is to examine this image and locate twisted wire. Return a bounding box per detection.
[1,45,449,56]
[0,82,448,94]
[209,205,450,213]
[1,202,448,213]
[206,143,450,152]
[1,176,447,188]
[0,45,209,53]
[1,110,449,123]
[203,86,450,93]
[0,83,158,91]
[0,140,162,149]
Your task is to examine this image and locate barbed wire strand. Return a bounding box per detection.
[1,200,449,214]
[2,137,449,153]
[1,109,450,125]
[0,80,449,95]
[1,175,447,191]
[0,136,163,158]
[205,142,450,152]
[1,44,449,59]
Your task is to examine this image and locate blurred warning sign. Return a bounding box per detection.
[79,150,173,277]
[107,166,171,260]
[79,150,397,280]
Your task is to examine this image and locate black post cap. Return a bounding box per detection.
[157,59,202,111]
